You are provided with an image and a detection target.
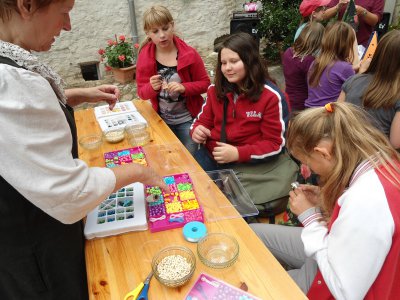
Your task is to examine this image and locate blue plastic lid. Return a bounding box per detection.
[183,221,207,243]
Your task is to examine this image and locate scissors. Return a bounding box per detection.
[124,271,153,300]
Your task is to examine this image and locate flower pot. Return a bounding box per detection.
[111,65,136,84]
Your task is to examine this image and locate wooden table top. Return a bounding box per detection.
[75,99,307,300]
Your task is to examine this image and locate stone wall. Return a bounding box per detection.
[37,0,243,87]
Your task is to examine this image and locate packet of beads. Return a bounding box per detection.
[146,173,204,233]
[104,146,148,168]
[185,273,262,300]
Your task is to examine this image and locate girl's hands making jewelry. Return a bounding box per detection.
[192,125,211,144]
[212,142,239,164]
[289,187,316,216]
[150,75,163,91]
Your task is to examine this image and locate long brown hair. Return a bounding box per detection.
[293,22,325,61]
[214,32,266,102]
[308,22,355,87]
[0,0,60,21]
[287,102,400,217]
[362,30,400,109]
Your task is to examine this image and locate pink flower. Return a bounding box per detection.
[107,40,114,46]
[119,35,126,41]
[134,43,140,49]
[118,55,126,62]
[300,164,312,180]
[98,48,105,55]
[113,41,118,45]
[105,65,112,71]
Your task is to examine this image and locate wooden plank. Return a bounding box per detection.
[76,99,307,300]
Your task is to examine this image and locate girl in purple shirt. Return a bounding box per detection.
[305,22,355,107]
[283,22,325,111]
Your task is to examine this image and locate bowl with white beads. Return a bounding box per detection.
[151,245,196,288]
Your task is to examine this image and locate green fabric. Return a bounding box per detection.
[231,152,299,211]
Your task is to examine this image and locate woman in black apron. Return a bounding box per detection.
[0,1,166,299]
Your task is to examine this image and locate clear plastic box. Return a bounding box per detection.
[204,169,259,220]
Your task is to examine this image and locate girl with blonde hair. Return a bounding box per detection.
[136,5,210,155]
[283,21,325,111]
[305,21,356,107]
[251,102,400,299]
[339,29,400,149]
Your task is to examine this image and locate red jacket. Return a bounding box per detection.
[136,36,210,118]
[307,164,400,300]
[190,82,288,163]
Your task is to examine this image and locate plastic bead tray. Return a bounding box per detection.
[104,146,147,168]
[84,182,147,239]
[146,173,204,233]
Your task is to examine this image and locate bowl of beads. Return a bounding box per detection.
[78,133,103,150]
[197,233,239,269]
[151,245,196,288]
[103,128,125,143]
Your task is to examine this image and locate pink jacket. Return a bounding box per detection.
[136,36,210,118]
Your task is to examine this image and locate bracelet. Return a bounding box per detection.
[362,9,368,16]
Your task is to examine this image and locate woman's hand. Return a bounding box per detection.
[150,75,163,92]
[192,125,211,144]
[87,85,120,109]
[65,85,120,109]
[289,188,315,216]
[212,142,239,164]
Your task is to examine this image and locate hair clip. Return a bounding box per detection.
[325,102,334,113]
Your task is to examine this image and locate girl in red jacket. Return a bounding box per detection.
[190,32,298,208]
[136,5,210,155]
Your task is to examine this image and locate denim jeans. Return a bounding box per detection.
[193,145,219,171]
[168,120,197,156]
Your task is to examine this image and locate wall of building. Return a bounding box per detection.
[37,0,400,87]
[37,0,243,86]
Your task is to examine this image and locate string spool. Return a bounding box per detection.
[183,221,207,243]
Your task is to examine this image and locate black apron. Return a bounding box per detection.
[0,56,88,300]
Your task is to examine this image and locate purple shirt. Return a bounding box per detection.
[328,0,384,47]
[283,47,315,111]
[305,60,354,108]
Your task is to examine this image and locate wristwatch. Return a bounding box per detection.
[362,9,368,16]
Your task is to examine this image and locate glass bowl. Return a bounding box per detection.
[151,245,196,288]
[103,128,125,143]
[197,233,239,269]
[78,134,103,150]
[125,123,152,146]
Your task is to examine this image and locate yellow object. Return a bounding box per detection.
[124,271,153,300]
[361,31,378,63]
[124,282,144,300]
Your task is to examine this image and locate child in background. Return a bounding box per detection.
[136,5,210,155]
[305,21,355,107]
[295,0,330,41]
[191,32,298,210]
[338,30,400,150]
[283,22,325,111]
[251,102,400,299]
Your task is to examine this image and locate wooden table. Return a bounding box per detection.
[75,100,307,300]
